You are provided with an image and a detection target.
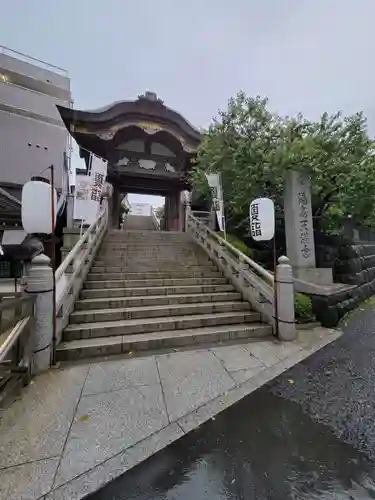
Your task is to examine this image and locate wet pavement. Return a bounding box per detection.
[0,327,338,500]
[89,305,375,500]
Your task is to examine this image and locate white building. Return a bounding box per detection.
[0,45,72,199]
[130,202,151,216]
[0,46,73,279]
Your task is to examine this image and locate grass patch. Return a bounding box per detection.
[217,233,315,323]
[294,293,315,323]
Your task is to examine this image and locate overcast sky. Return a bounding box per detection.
[2,0,375,207]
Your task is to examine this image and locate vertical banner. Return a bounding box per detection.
[74,153,107,225]
[205,173,226,237]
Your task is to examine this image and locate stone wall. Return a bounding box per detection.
[335,243,375,285]
[311,243,375,327]
[310,285,367,327]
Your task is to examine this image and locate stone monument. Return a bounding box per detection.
[284,170,332,285]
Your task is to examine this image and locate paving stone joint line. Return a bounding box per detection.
[50,366,91,489]
[42,332,340,497]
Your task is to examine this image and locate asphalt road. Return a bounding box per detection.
[89,306,375,500]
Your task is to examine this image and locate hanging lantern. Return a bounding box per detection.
[249,197,275,242]
[22,177,57,234]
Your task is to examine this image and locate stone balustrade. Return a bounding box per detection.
[186,213,296,341]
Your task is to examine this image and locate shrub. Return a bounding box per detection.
[294,293,315,323]
[218,232,254,258]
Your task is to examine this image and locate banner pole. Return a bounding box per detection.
[49,164,57,366]
[273,228,279,338]
[219,172,227,240]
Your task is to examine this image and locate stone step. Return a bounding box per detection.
[102,239,198,244]
[96,252,209,260]
[70,300,250,324]
[100,249,202,256]
[106,230,188,236]
[57,323,272,361]
[101,241,195,246]
[86,270,221,281]
[80,283,235,299]
[104,237,190,243]
[90,265,218,275]
[83,277,227,289]
[101,238,195,245]
[95,258,210,266]
[63,311,261,340]
[99,242,198,248]
[93,260,211,268]
[97,253,204,260]
[100,241,196,248]
[91,264,212,272]
[75,291,242,310]
[98,252,199,258]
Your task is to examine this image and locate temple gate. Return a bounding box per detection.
[57,91,201,231]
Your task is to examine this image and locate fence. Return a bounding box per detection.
[0,292,35,407]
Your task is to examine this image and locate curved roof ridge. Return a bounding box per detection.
[57,91,201,143]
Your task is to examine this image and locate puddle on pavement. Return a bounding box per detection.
[88,387,375,500]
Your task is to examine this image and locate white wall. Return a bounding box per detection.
[130,202,151,216]
[0,81,68,123]
[0,53,70,94]
[0,110,68,187]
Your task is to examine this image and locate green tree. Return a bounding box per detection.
[192,91,375,235]
[154,205,165,220]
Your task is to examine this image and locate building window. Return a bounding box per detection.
[0,261,11,278]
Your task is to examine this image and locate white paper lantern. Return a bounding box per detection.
[249,197,275,241]
[22,177,57,234]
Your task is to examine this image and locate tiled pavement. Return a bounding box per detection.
[0,327,342,500]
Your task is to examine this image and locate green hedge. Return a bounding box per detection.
[294,293,315,323]
[217,232,315,323]
[218,232,254,258]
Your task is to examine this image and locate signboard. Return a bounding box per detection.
[74,153,107,225]
[205,173,225,234]
[249,198,275,241]
[130,203,151,216]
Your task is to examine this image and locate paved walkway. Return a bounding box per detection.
[0,327,341,500]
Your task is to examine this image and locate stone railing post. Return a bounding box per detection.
[184,200,191,232]
[24,253,54,374]
[238,255,249,288]
[276,256,296,341]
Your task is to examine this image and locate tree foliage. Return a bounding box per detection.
[191,91,375,235]
[154,205,165,220]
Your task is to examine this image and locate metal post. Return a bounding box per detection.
[49,165,57,366]
[273,235,279,338]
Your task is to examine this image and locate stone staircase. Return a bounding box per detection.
[123,214,155,230]
[57,229,272,361]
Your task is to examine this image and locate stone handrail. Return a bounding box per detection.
[191,210,211,225]
[188,214,330,295]
[0,293,35,405]
[187,213,275,324]
[55,201,109,343]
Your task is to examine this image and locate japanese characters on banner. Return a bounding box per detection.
[249,198,275,241]
[205,173,225,233]
[74,153,108,225]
